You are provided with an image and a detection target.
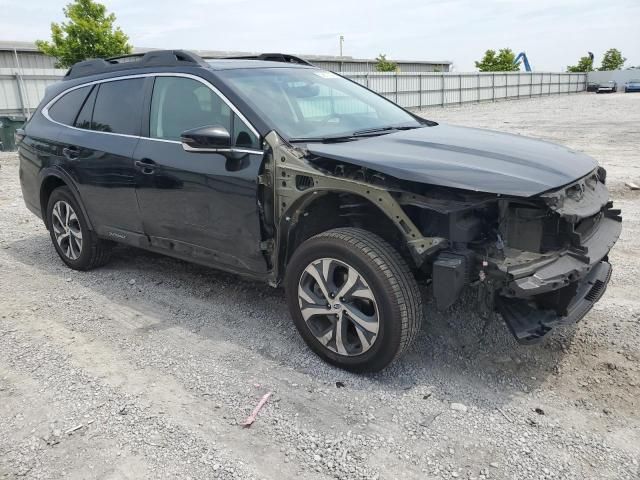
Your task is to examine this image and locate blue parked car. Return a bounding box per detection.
[624,79,640,93]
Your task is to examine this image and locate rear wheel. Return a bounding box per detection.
[46,187,112,270]
[285,227,423,372]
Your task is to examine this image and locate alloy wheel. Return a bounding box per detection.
[51,200,83,260]
[297,257,380,356]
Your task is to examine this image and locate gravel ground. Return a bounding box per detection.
[1,92,639,480]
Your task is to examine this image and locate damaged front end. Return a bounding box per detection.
[263,132,621,344]
[489,169,621,342]
[404,167,622,343]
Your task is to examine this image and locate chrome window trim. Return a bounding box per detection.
[181,143,263,155]
[42,72,261,141]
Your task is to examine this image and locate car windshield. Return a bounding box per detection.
[217,67,424,140]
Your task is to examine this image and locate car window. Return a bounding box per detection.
[218,68,421,139]
[149,76,258,147]
[232,114,259,149]
[91,78,145,135]
[150,77,226,141]
[48,86,91,126]
[74,85,97,130]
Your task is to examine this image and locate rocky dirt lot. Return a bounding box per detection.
[1,92,639,480]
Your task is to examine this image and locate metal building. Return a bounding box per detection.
[292,55,451,73]
[0,40,57,69]
[1,41,451,72]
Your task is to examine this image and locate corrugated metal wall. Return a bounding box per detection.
[0,67,66,117]
[342,72,587,108]
[0,69,587,119]
[0,51,58,69]
[312,60,449,73]
[0,47,450,73]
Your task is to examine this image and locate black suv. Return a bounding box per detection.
[18,50,621,371]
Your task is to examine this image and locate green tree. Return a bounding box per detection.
[36,0,132,68]
[375,54,397,72]
[475,48,520,72]
[599,48,626,71]
[567,55,594,72]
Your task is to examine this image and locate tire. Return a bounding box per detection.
[285,227,423,372]
[46,186,112,270]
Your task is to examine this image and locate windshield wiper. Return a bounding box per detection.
[352,125,424,136]
[290,125,424,144]
[289,135,359,144]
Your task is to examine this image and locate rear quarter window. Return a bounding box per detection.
[47,86,91,125]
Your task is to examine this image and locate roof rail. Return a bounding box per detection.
[63,50,208,80]
[222,53,314,66]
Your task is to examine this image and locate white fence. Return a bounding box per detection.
[343,71,587,109]
[0,69,587,119]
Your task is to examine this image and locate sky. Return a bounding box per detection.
[1,0,639,71]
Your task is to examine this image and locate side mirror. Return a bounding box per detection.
[181,125,230,152]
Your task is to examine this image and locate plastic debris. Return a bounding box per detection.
[241,392,272,428]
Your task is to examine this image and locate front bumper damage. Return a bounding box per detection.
[496,260,612,343]
[501,215,620,298]
[489,177,622,343]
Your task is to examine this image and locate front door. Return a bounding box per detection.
[133,75,267,274]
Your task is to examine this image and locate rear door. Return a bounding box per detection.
[53,77,146,238]
[133,74,267,274]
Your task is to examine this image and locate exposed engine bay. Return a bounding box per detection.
[262,132,622,344]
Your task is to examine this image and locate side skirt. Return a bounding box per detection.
[96,226,272,283]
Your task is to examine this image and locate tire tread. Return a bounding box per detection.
[310,227,423,363]
[47,186,112,271]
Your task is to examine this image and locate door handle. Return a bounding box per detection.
[134,159,156,175]
[62,146,80,160]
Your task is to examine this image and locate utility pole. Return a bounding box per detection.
[339,35,344,57]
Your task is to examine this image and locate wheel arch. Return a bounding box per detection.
[39,168,94,231]
[276,189,415,279]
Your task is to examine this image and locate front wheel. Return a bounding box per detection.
[285,228,423,372]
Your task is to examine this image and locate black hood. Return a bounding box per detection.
[305,124,597,197]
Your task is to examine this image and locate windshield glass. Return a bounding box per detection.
[217,67,423,140]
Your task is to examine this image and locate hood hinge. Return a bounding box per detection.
[259,239,275,253]
[257,174,272,187]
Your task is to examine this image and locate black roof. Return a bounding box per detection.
[64,49,314,80]
[205,59,313,70]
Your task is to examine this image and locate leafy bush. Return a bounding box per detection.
[375,54,397,72]
[475,49,520,72]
